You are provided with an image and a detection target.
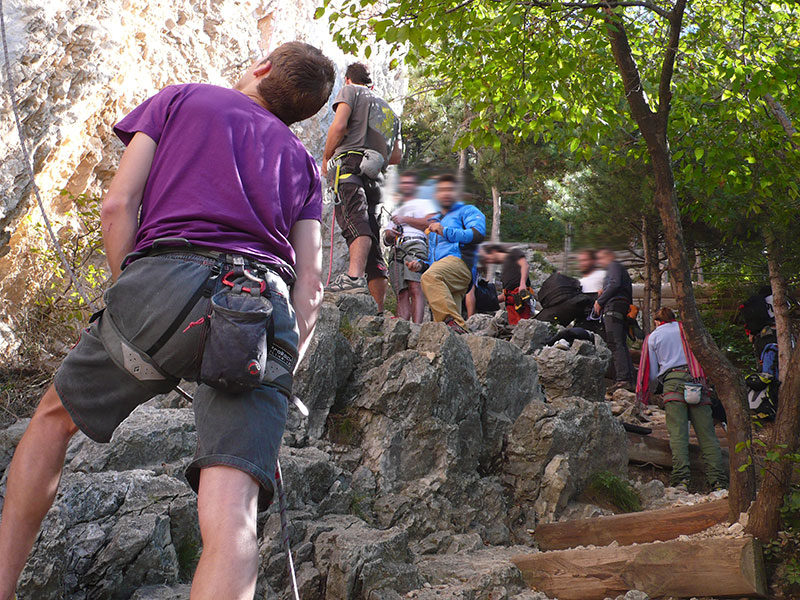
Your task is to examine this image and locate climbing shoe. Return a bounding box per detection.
[326,273,368,294]
[444,316,469,335]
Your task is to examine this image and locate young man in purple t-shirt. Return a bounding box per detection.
[0,42,334,600]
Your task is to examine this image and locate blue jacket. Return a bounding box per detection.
[426,203,487,280]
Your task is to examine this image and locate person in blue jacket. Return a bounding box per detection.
[406,174,486,333]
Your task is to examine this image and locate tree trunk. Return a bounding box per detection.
[642,215,660,335]
[765,230,793,383]
[746,344,800,539]
[602,2,755,517]
[491,185,501,242]
[457,146,469,201]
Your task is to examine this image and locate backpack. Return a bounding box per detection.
[738,292,774,336]
[538,273,582,308]
[760,343,779,378]
[746,372,779,421]
[474,278,500,314]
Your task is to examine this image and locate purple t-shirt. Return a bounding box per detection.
[114,83,322,267]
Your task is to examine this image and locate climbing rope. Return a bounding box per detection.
[0,0,98,311]
[275,460,301,600]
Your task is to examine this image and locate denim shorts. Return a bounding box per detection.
[54,253,299,509]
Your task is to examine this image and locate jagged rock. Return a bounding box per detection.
[510,319,555,355]
[504,396,627,537]
[17,470,199,599]
[67,406,195,475]
[465,336,542,471]
[293,303,355,442]
[409,546,536,600]
[311,516,422,599]
[130,584,191,600]
[465,312,495,335]
[534,338,610,402]
[351,323,482,492]
[636,479,666,508]
[332,292,379,325]
[532,454,572,523]
[559,501,615,521]
[0,418,29,477]
[277,446,343,512]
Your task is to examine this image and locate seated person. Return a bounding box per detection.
[406,175,486,334]
[483,243,533,325]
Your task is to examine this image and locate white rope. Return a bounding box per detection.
[0,0,98,311]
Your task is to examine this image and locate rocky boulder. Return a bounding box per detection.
[504,396,627,537]
[509,319,555,355]
[534,336,610,402]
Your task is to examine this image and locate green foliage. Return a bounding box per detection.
[327,409,361,446]
[700,309,755,371]
[763,457,800,595]
[10,191,110,368]
[582,471,642,513]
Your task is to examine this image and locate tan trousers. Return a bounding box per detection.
[421,255,472,327]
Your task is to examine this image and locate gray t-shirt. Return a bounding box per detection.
[332,84,400,162]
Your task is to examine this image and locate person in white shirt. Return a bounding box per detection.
[383,171,438,323]
[578,249,606,294]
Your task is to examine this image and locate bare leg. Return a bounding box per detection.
[465,288,476,318]
[346,236,372,279]
[0,386,78,600]
[408,281,426,324]
[190,466,260,600]
[368,277,388,313]
[397,289,411,320]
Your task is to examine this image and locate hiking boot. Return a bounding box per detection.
[673,481,690,492]
[326,273,368,294]
[444,316,469,335]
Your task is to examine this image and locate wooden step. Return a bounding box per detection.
[512,536,767,600]
[533,498,729,550]
[627,430,730,471]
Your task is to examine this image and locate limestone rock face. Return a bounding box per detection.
[0,0,405,347]
[504,396,627,536]
[534,337,610,402]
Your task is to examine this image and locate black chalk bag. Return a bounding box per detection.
[200,269,274,393]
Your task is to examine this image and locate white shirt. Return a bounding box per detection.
[580,269,607,293]
[647,321,688,381]
[388,198,438,239]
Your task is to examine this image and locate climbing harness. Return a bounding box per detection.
[0,0,97,311]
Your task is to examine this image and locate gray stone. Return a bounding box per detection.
[17,470,197,599]
[277,446,342,511]
[311,516,422,599]
[534,338,609,402]
[130,585,191,600]
[510,319,555,355]
[333,292,379,324]
[67,406,195,474]
[636,479,666,508]
[0,418,29,477]
[504,396,627,538]
[293,303,355,441]
[465,335,543,472]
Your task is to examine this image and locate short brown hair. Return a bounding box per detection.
[437,173,457,185]
[579,248,597,261]
[654,307,676,323]
[345,62,372,85]
[257,42,335,125]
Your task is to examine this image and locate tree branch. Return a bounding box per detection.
[516,0,672,20]
[764,93,799,149]
[656,0,686,128]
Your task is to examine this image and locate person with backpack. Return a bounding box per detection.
[594,248,635,392]
[405,175,486,334]
[0,43,335,600]
[482,243,534,325]
[636,308,728,491]
[322,63,403,314]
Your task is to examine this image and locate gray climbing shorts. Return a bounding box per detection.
[54,252,299,509]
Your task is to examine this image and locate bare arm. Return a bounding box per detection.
[518,257,529,292]
[388,138,402,165]
[322,103,352,175]
[101,132,157,281]
[289,219,324,362]
[394,213,437,230]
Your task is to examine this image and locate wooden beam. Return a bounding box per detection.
[627,431,730,471]
[534,498,729,550]
[512,536,767,600]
